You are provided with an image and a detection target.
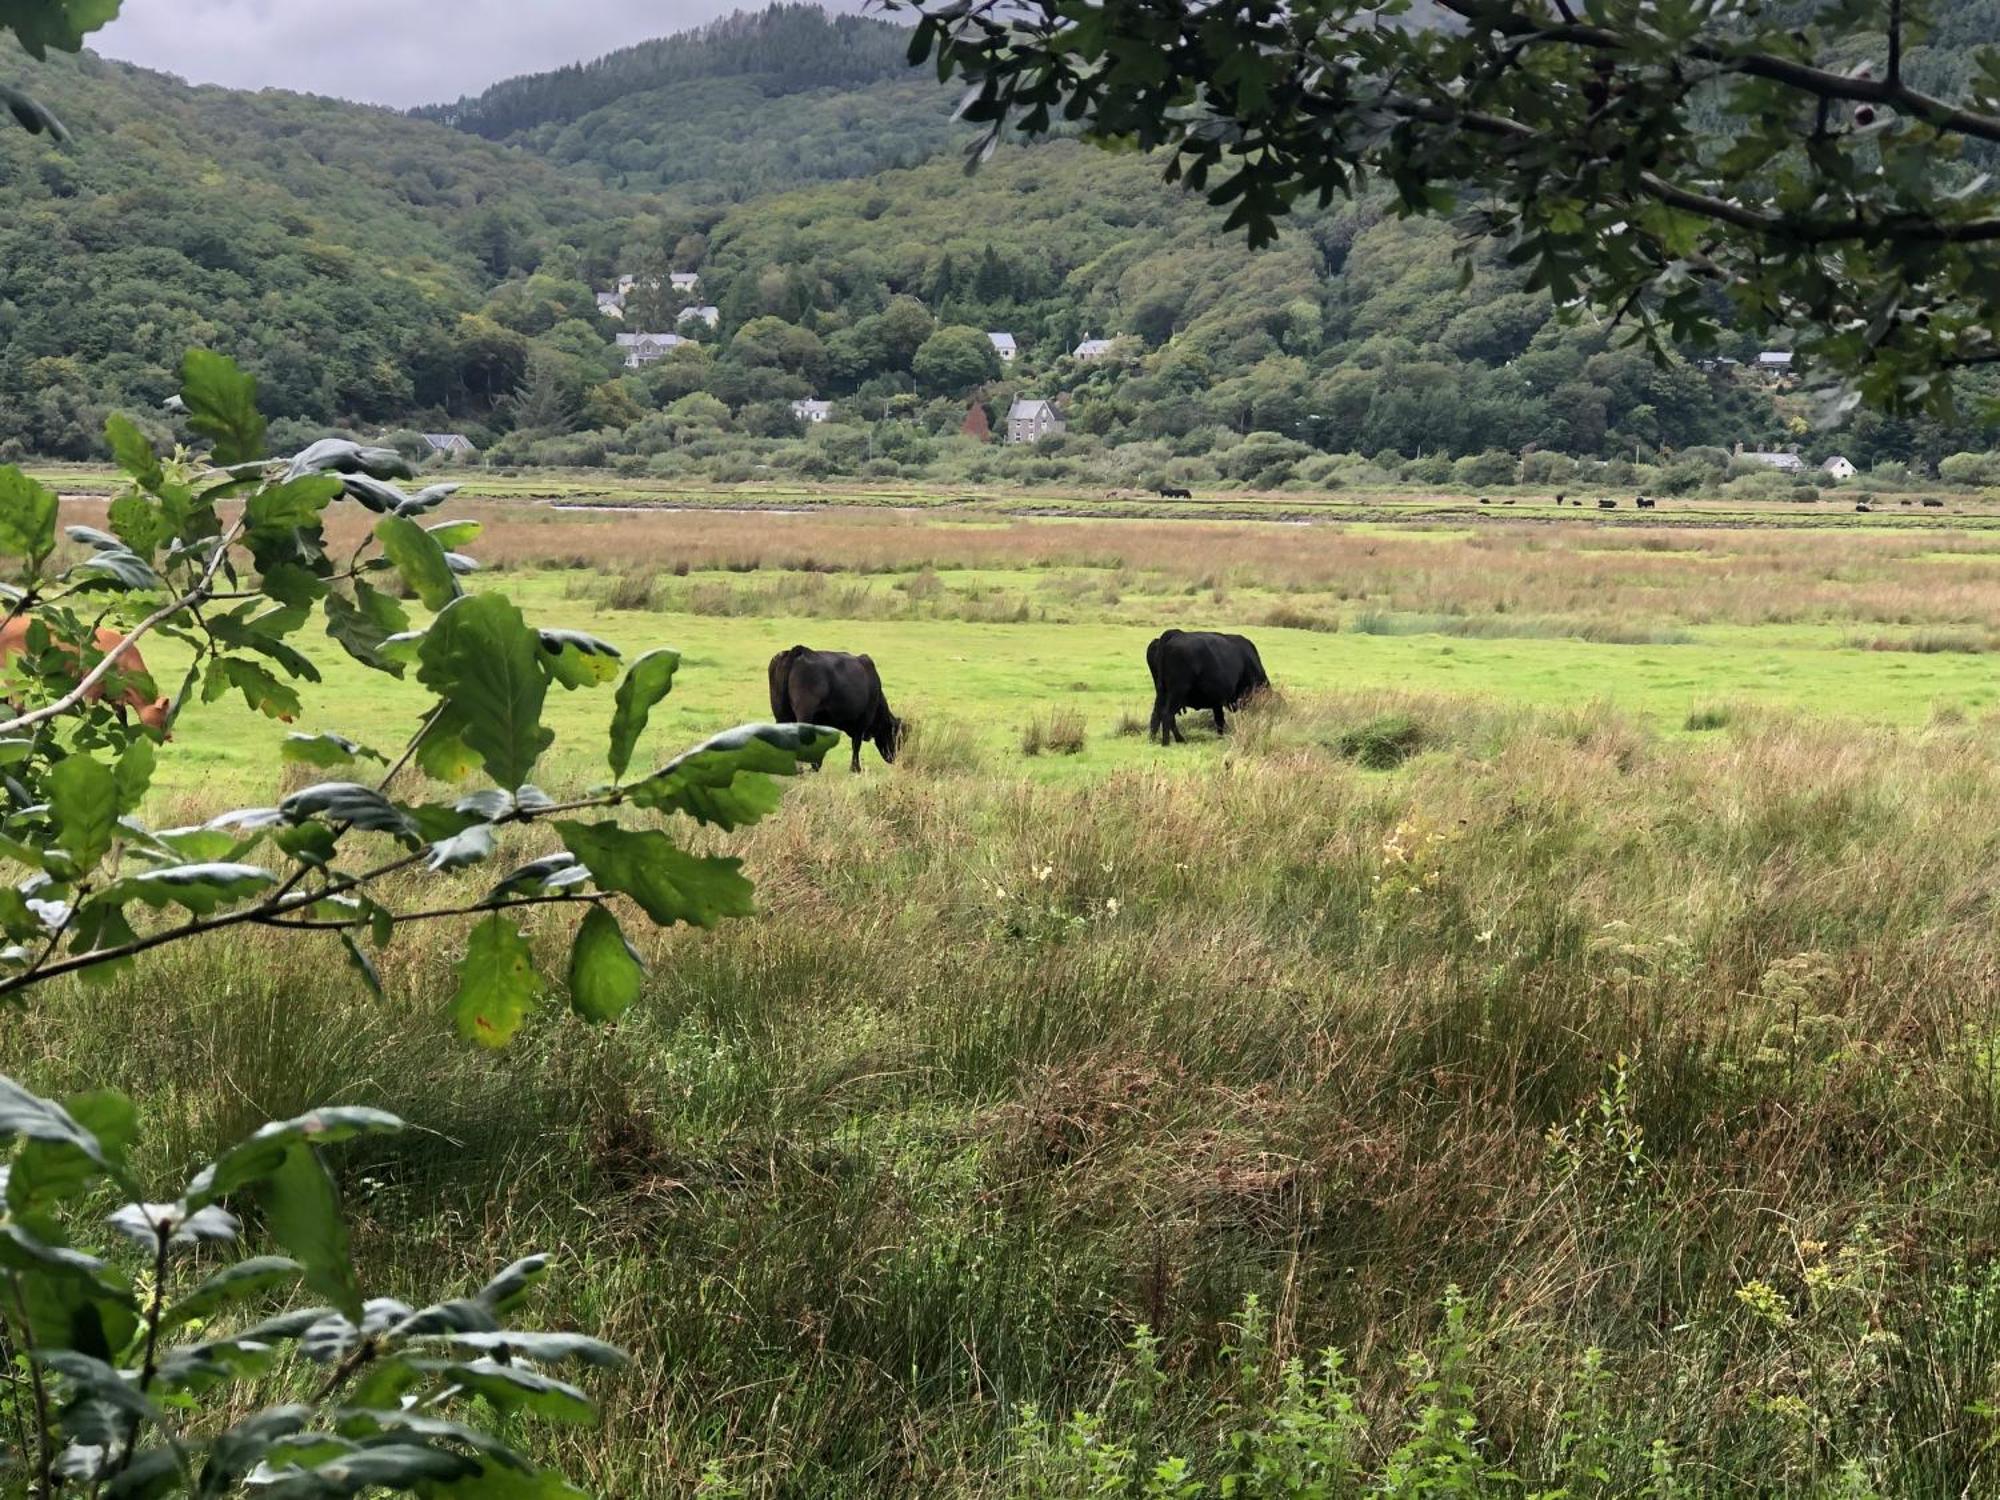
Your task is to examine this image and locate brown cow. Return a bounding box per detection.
[0,617,171,733]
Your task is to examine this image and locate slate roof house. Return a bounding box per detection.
[678,305,721,329]
[1821,455,1858,479]
[987,332,1017,362]
[1735,441,1804,474]
[1072,336,1116,361]
[1006,397,1064,444]
[791,399,833,423]
[420,433,476,457]
[616,332,685,368]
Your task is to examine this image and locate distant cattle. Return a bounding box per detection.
[1502,498,1516,506]
[768,646,901,772]
[0,617,171,733]
[1478,497,1491,505]
[1635,496,1656,509]
[1900,499,1913,506]
[1554,493,1567,505]
[1157,485,1193,500]
[1146,629,1269,745]
[1855,502,1873,513]
[1923,497,1946,508]
[1598,498,1617,509]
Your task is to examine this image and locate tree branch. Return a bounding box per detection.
[254,891,609,932]
[0,521,243,736]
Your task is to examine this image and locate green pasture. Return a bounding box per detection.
[146,566,2000,808]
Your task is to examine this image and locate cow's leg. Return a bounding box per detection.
[1213,706,1227,735]
[1150,693,1170,745]
[1169,700,1188,744]
[850,734,863,773]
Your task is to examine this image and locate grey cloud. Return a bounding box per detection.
[93,0,795,108]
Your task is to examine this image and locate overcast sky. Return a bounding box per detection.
[93,1,811,110]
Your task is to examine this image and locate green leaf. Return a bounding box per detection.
[180,350,266,466]
[113,736,155,815]
[7,1087,136,1210]
[3,0,123,60]
[425,518,482,550]
[0,465,59,568]
[566,905,643,1023]
[629,722,838,829]
[66,545,161,592]
[162,1255,303,1332]
[281,732,384,770]
[249,1442,478,1497]
[373,515,461,611]
[111,862,276,916]
[49,753,118,871]
[186,1105,403,1206]
[555,820,756,929]
[279,782,413,837]
[245,474,341,536]
[323,579,409,676]
[260,1143,361,1321]
[339,930,382,1001]
[450,913,543,1048]
[105,412,163,490]
[427,822,495,872]
[202,657,301,720]
[606,647,680,780]
[537,629,621,690]
[106,491,166,561]
[476,1254,549,1315]
[433,1360,597,1425]
[443,1330,627,1368]
[417,1464,589,1500]
[417,595,552,791]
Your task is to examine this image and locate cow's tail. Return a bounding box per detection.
[768,645,806,722]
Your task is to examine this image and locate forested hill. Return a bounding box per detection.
[0,3,1993,474]
[412,7,968,201]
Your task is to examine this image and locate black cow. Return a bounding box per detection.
[1923,497,1946,508]
[1636,496,1656,509]
[1855,502,1873,513]
[768,646,901,772]
[1598,498,1617,509]
[1157,484,1193,499]
[1146,629,1269,744]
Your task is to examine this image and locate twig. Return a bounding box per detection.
[7,1279,52,1498]
[0,521,244,736]
[254,891,609,932]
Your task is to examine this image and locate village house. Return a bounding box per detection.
[595,292,625,319]
[1734,441,1804,474]
[1006,397,1065,444]
[678,305,721,329]
[1821,455,1858,480]
[791,399,833,423]
[420,433,476,458]
[616,331,685,368]
[987,332,1017,362]
[1754,351,1794,374]
[669,272,700,294]
[1072,336,1116,361]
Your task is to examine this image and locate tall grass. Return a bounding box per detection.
[6,692,2000,1492]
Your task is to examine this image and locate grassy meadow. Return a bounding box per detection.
[12,493,2000,1494]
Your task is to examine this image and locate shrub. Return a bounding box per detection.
[1021,707,1087,756]
[1453,450,1520,488]
[1337,712,1425,769]
[604,567,661,610]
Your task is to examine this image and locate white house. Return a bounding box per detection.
[1072,336,1116,361]
[615,332,685,368]
[987,331,1017,362]
[420,433,476,457]
[1755,351,1795,373]
[1006,397,1064,444]
[595,292,625,320]
[791,399,833,423]
[669,271,700,294]
[1820,455,1858,480]
[678,305,721,329]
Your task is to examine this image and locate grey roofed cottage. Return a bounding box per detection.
[1006,397,1064,444]
[987,331,1017,360]
[615,331,685,368]
[1072,336,1116,360]
[594,291,625,319]
[791,399,833,423]
[1756,350,1794,370]
[420,433,476,456]
[669,271,700,293]
[678,305,721,328]
[1735,441,1804,473]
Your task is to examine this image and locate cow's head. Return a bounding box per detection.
[137,695,172,737]
[873,707,903,766]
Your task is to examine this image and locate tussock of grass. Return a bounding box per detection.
[1851,629,2000,653]
[1020,707,1087,756]
[1683,703,1733,731]
[1336,711,1426,768]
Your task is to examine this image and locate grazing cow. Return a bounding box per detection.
[1477,497,1491,505]
[768,645,900,773]
[1554,493,1567,505]
[1598,498,1617,509]
[1855,502,1873,513]
[1157,484,1193,500]
[1502,498,1516,506]
[1636,496,1656,509]
[0,617,171,733]
[1924,497,1946,508]
[1900,499,1913,506]
[1146,629,1269,745]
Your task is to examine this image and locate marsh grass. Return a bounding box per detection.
[10,691,2000,1493]
[1020,707,1088,757]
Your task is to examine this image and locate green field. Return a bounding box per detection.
[14,496,2000,1496]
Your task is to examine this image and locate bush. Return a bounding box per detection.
[1520,450,1575,485]
[1337,712,1426,769]
[1021,707,1088,756]
[1452,450,1519,488]
[1938,451,2000,486]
